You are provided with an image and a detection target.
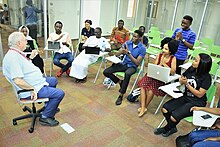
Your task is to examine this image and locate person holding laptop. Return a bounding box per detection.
[19,25,44,74]
[137,37,178,117]
[154,53,212,137]
[47,21,74,77]
[69,27,110,83]
[103,30,146,105]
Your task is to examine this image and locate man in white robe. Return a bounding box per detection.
[70,27,110,83]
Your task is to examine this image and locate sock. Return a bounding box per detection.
[41,115,47,118]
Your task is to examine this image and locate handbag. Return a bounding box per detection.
[127,88,140,102]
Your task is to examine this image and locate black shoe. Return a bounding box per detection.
[154,127,167,135]
[39,117,59,126]
[115,95,123,105]
[162,127,177,137]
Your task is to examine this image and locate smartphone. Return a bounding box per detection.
[201,114,212,120]
[173,90,182,93]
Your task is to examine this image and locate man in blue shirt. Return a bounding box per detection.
[103,30,146,105]
[172,15,196,75]
[22,0,42,44]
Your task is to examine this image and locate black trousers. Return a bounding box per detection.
[103,63,136,94]
[163,95,206,122]
[176,59,185,75]
[27,24,38,43]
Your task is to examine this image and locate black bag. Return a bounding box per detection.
[176,133,190,147]
[127,88,140,102]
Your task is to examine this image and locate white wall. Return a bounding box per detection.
[48,0,80,39]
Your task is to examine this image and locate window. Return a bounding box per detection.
[147,1,158,18]
[127,0,136,18]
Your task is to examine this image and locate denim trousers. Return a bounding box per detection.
[38,77,65,118]
[53,52,74,72]
[189,130,220,147]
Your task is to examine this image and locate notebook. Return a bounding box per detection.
[85,46,100,55]
[48,41,60,50]
[147,63,180,83]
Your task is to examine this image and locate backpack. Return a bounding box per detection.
[127,88,140,102]
[176,133,190,147]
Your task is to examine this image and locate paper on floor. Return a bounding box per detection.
[60,123,75,134]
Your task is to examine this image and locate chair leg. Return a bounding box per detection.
[13,113,34,123]
[154,94,167,114]
[23,106,32,113]
[157,117,166,128]
[107,81,113,90]
[29,113,41,133]
[94,57,104,83]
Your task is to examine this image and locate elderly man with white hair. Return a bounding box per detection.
[3,32,64,127]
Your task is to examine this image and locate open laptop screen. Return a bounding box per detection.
[48,41,60,50]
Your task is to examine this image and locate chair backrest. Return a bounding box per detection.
[148,30,161,39]
[164,30,173,37]
[191,48,211,59]
[206,84,216,107]
[209,45,220,56]
[151,37,162,45]
[201,38,214,48]
[193,40,200,47]
[150,26,159,31]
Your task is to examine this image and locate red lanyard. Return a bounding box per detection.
[9,48,30,61]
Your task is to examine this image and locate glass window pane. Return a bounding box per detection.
[200,0,220,45]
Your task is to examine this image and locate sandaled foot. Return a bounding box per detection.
[138,108,147,117]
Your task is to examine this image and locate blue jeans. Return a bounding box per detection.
[53,52,74,72]
[38,77,65,118]
[189,130,220,147]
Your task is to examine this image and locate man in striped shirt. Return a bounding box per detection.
[172,15,196,75]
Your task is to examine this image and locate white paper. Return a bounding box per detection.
[60,123,75,134]
[106,55,122,64]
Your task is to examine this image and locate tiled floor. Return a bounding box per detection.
[0,24,219,147]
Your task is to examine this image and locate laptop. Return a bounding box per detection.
[48,41,60,50]
[85,46,100,55]
[147,63,180,83]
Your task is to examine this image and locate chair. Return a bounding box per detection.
[189,48,211,61]
[107,59,145,94]
[45,43,74,76]
[150,26,159,31]
[184,84,216,123]
[209,45,220,63]
[200,38,214,48]
[148,30,161,39]
[5,77,48,133]
[164,30,174,37]
[146,46,162,63]
[157,84,216,128]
